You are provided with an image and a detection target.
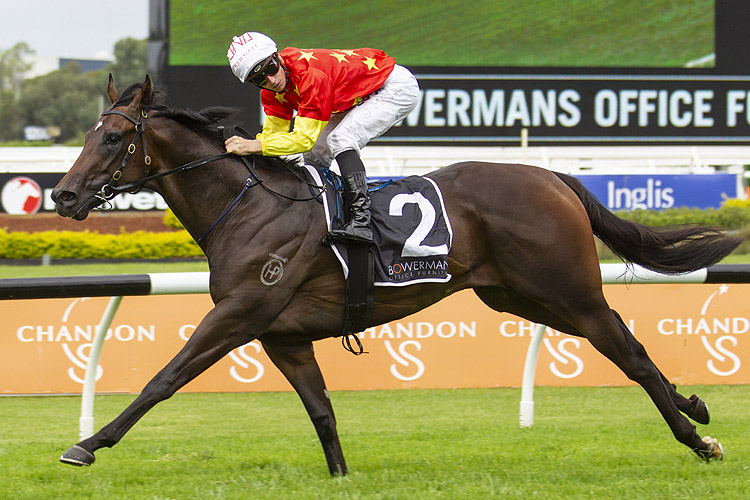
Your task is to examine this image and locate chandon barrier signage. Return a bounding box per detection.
[1,285,748,394]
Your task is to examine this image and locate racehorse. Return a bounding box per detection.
[52,76,736,475]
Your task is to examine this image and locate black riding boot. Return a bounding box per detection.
[330,171,374,244]
[329,151,373,244]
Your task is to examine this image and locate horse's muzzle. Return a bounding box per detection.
[51,187,101,220]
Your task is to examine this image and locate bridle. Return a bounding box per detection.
[95,109,155,205]
[93,108,241,208]
[91,107,326,242]
[96,107,242,204]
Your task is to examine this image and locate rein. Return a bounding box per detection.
[92,108,327,244]
[93,108,325,213]
[95,109,238,202]
[105,151,235,196]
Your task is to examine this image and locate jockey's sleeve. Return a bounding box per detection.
[257,115,291,136]
[257,115,328,156]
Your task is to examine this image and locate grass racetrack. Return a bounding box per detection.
[2,385,748,499]
[1,251,747,498]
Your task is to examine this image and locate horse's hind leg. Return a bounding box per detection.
[665,380,711,425]
[576,303,722,460]
[261,339,347,476]
[610,310,710,425]
[474,287,721,460]
[477,287,712,425]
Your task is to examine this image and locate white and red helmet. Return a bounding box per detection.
[227,32,277,83]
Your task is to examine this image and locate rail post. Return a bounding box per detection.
[79,296,123,440]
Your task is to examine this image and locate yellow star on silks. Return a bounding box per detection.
[338,49,359,56]
[362,57,378,70]
[330,52,348,63]
[274,92,287,105]
[298,50,317,62]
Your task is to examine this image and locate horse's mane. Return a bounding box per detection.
[113,82,296,169]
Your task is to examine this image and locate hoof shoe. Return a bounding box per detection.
[700,436,724,461]
[60,445,96,467]
[688,394,710,425]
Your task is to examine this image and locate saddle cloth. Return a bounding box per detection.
[303,165,453,286]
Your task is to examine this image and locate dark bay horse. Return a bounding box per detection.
[52,76,736,474]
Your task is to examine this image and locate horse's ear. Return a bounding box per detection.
[106,73,119,104]
[130,75,154,113]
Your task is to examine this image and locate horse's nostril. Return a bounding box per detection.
[54,190,77,204]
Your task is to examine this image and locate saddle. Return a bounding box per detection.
[303,165,453,349]
[220,126,453,349]
[310,167,452,286]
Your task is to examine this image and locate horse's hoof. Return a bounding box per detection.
[60,444,96,466]
[695,436,724,462]
[688,394,710,425]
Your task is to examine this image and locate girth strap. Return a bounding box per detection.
[341,243,374,355]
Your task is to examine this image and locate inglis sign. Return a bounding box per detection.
[577,173,738,211]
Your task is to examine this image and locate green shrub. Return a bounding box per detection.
[723,198,750,208]
[163,209,185,229]
[614,199,750,229]
[0,229,202,259]
[1,198,749,260]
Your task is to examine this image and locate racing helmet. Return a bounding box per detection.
[227,32,278,83]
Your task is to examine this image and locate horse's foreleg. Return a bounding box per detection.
[60,301,255,466]
[261,339,347,476]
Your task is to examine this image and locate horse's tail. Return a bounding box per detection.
[553,172,741,274]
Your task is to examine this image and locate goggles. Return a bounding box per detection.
[247,54,280,87]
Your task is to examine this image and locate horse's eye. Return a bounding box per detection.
[104,133,122,145]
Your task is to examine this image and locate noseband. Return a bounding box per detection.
[93,109,238,207]
[90,109,324,243]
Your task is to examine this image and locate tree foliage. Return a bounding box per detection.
[19,63,102,142]
[108,38,149,88]
[0,42,34,141]
[0,42,33,94]
[0,38,147,143]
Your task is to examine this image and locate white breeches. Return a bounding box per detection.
[303,64,420,169]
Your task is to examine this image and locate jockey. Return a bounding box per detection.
[226,32,420,244]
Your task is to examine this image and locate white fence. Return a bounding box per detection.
[0,147,84,173]
[362,145,750,178]
[2,145,750,178]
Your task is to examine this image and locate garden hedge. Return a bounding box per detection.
[1,202,749,260]
[613,198,750,229]
[0,229,202,259]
